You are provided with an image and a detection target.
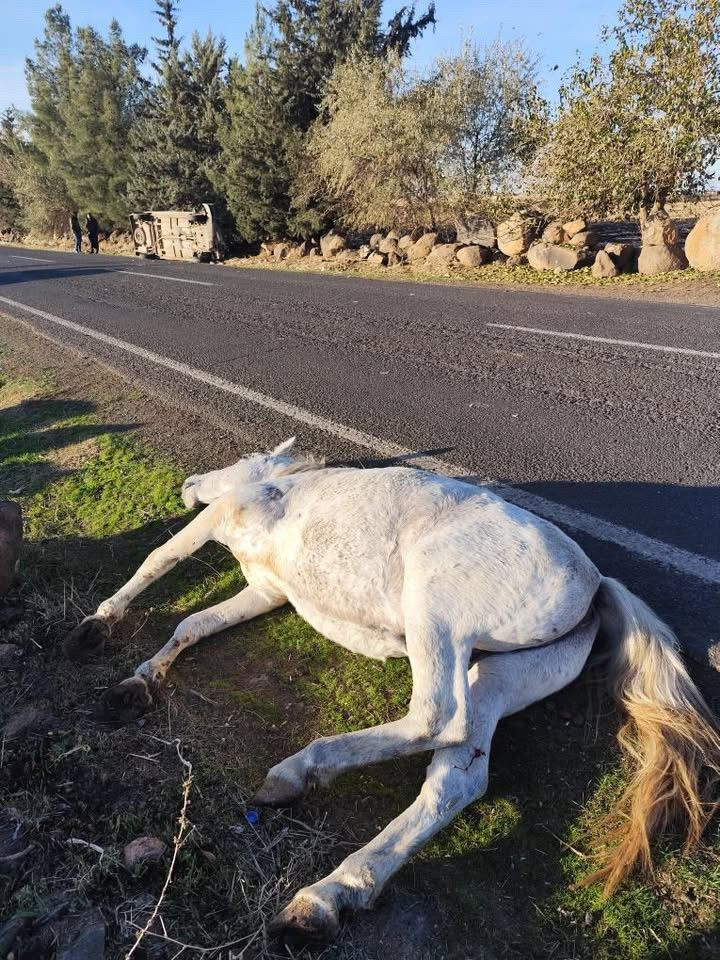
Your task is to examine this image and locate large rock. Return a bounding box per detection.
[426,242,461,267]
[0,501,22,597]
[640,206,679,246]
[369,232,384,250]
[406,232,438,262]
[685,212,720,271]
[527,243,582,272]
[542,221,567,245]
[638,243,688,275]
[496,213,540,257]
[273,242,290,262]
[397,234,415,251]
[320,231,346,259]
[456,245,489,268]
[592,249,619,279]
[367,251,387,266]
[454,216,495,248]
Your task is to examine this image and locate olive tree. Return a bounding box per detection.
[537,0,720,216]
[302,40,546,229]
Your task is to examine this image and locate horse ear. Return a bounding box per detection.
[271,436,296,457]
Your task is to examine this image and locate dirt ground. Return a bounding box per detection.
[1,321,719,960]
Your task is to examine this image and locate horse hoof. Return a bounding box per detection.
[100,676,153,723]
[269,891,340,944]
[63,616,110,662]
[252,770,306,806]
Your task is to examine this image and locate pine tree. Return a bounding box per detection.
[0,109,22,232]
[217,0,436,242]
[24,4,146,228]
[127,1,227,213]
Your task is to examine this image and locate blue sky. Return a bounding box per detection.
[1,0,621,114]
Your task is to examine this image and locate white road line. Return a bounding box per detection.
[8,254,56,264]
[117,270,215,287]
[1,292,719,586]
[487,322,720,361]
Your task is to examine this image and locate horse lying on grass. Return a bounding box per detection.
[64,439,720,943]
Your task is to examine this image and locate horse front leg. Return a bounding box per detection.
[63,502,222,662]
[102,587,285,721]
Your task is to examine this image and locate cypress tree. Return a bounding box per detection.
[0,109,22,232]
[128,1,227,213]
[24,4,146,228]
[217,0,436,242]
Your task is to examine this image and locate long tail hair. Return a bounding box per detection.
[588,577,720,895]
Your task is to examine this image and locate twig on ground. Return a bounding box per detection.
[124,740,193,960]
[67,838,104,855]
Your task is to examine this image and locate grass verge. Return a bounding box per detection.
[1,359,718,959]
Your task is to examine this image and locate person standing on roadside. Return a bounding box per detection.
[85,213,99,254]
[70,211,82,253]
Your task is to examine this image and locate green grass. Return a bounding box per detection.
[1,365,719,959]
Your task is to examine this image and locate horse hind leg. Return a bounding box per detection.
[269,614,598,944]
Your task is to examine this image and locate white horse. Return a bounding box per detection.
[64,439,720,943]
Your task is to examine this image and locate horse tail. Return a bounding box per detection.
[586,576,720,895]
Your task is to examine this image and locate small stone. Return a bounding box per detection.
[3,704,53,740]
[592,249,619,279]
[568,230,597,249]
[562,218,586,238]
[55,910,105,960]
[497,212,540,256]
[542,221,567,245]
[378,235,399,255]
[123,836,167,869]
[604,242,636,272]
[640,206,679,246]
[406,232,438,262]
[335,248,360,264]
[426,242,462,267]
[319,231,346,259]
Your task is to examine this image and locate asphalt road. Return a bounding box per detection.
[1,244,719,696]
